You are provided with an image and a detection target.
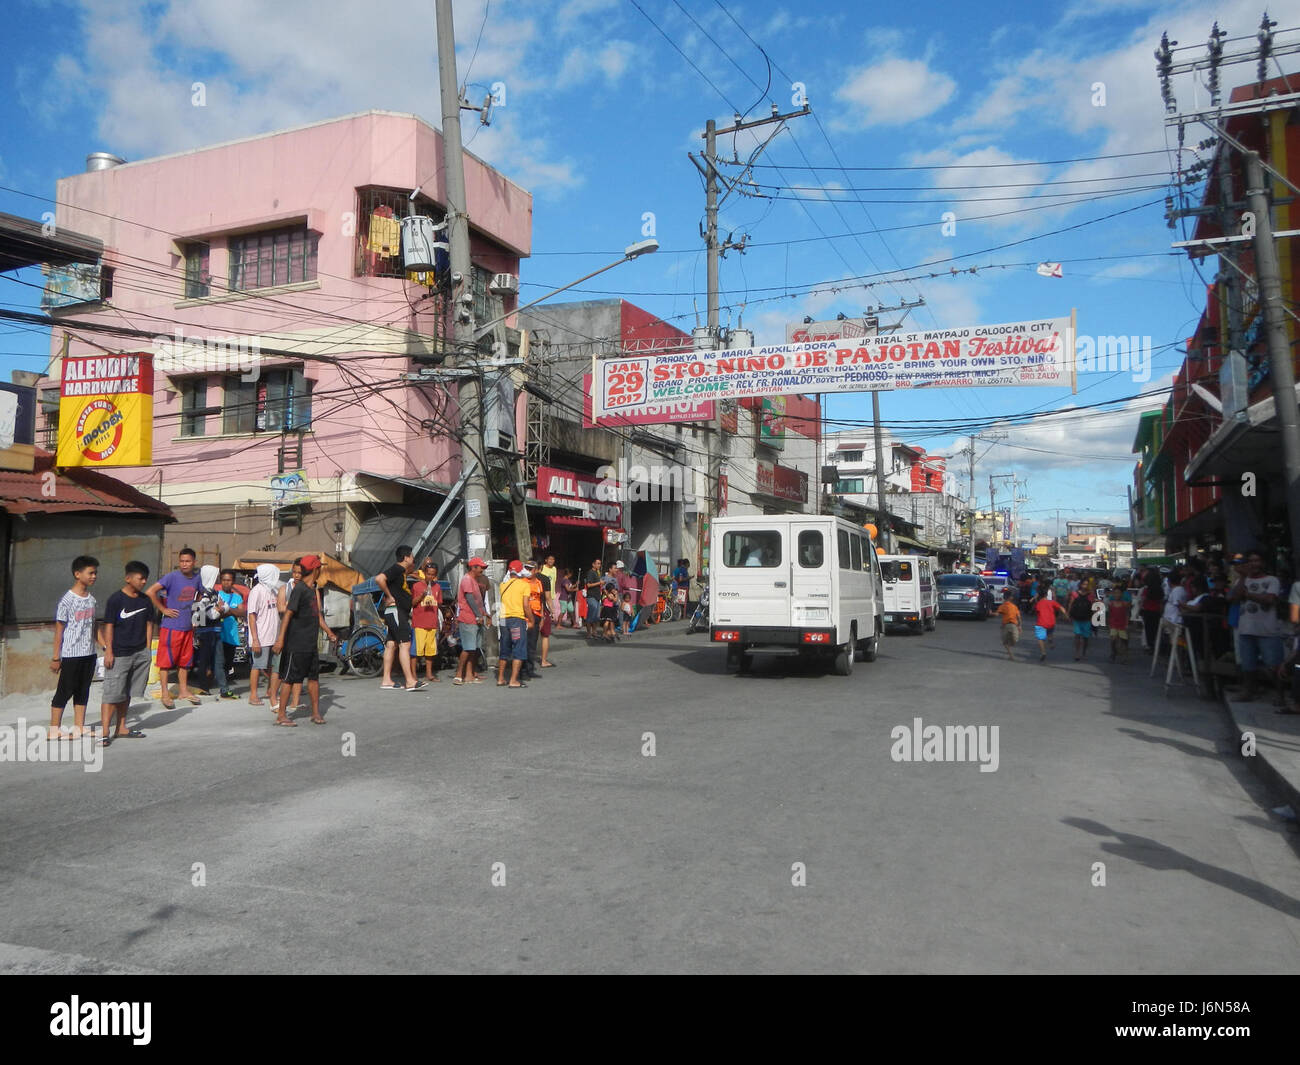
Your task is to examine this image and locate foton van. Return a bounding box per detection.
[709,515,885,676]
[879,554,938,633]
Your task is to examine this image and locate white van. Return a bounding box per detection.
[879,554,938,634]
[709,514,885,676]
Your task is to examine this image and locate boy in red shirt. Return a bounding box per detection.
[1106,585,1132,663]
[1032,592,1068,663]
[411,559,443,683]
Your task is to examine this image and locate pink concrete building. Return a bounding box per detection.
[42,110,531,575]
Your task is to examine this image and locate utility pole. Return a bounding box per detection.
[436,0,495,572]
[692,103,810,530]
[967,435,976,572]
[1246,151,1300,561]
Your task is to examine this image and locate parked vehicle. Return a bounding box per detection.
[937,573,991,619]
[340,578,390,677]
[686,576,710,634]
[879,554,938,633]
[709,515,884,676]
[980,572,1012,611]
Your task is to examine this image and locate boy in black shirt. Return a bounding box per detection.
[272,554,337,726]
[100,561,156,745]
[376,544,420,691]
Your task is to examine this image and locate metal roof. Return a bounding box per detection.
[0,449,174,519]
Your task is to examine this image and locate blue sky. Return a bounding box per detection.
[1,0,1285,535]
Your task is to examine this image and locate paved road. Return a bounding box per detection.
[2,614,1298,973]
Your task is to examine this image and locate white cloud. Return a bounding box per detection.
[832,57,957,128]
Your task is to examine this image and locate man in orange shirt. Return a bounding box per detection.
[995,589,1022,660]
[522,562,544,680]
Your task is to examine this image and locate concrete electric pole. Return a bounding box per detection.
[436,0,495,568]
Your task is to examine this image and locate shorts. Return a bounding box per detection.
[458,622,480,652]
[102,648,151,703]
[156,628,195,670]
[560,600,574,614]
[414,627,438,656]
[540,613,552,637]
[585,596,599,621]
[1034,625,1049,642]
[1238,633,1284,673]
[1001,623,1019,646]
[385,609,412,644]
[249,645,272,670]
[52,654,95,709]
[1072,620,1093,638]
[281,650,320,685]
[1108,627,1129,641]
[501,619,528,661]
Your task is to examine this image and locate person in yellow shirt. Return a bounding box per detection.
[996,589,1022,661]
[496,561,534,688]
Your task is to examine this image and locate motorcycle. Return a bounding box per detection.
[686,576,710,634]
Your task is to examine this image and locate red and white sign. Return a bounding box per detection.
[537,465,622,528]
[755,460,808,504]
[592,315,1075,416]
[581,373,713,427]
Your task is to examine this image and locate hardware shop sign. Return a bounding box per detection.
[592,315,1074,415]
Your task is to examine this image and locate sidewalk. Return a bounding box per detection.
[1221,691,1300,817]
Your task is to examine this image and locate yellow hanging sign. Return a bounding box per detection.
[57,353,153,467]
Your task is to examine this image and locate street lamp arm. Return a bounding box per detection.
[474,238,658,341]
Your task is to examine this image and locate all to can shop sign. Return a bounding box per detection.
[593,314,1075,414]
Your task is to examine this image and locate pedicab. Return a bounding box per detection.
[341,578,389,678]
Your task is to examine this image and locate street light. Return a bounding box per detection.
[474,237,659,340]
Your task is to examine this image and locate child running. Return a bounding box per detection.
[995,588,1021,660]
[1032,591,1068,663]
[1067,587,1096,661]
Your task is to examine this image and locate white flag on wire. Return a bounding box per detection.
[1036,262,1063,278]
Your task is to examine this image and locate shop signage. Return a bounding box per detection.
[537,465,622,527]
[56,354,153,468]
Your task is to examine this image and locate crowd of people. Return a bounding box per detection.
[988,554,1300,712]
[45,545,696,739]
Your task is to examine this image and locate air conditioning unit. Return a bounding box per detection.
[489,273,519,295]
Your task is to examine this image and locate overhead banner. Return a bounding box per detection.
[580,372,713,428]
[57,353,153,467]
[593,315,1075,415]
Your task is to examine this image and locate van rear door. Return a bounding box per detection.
[713,525,789,626]
[789,523,833,629]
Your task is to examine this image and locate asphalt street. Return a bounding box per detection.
[2,614,1298,974]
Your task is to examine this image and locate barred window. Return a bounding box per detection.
[229,225,318,291]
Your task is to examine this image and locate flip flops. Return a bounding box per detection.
[273,719,297,727]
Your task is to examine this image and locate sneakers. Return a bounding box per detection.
[220,689,238,699]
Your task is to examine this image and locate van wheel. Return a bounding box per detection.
[834,642,854,676]
[857,634,879,663]
[925,612,936,632]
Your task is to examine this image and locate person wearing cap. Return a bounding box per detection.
[271,554,337,725]
[496,560,534,688]
[521,561,544,679]
[454,558,489,684]
[246,563,282,706]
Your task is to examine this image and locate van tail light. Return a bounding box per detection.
[713,630,739,642]
[801,631,832,644]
